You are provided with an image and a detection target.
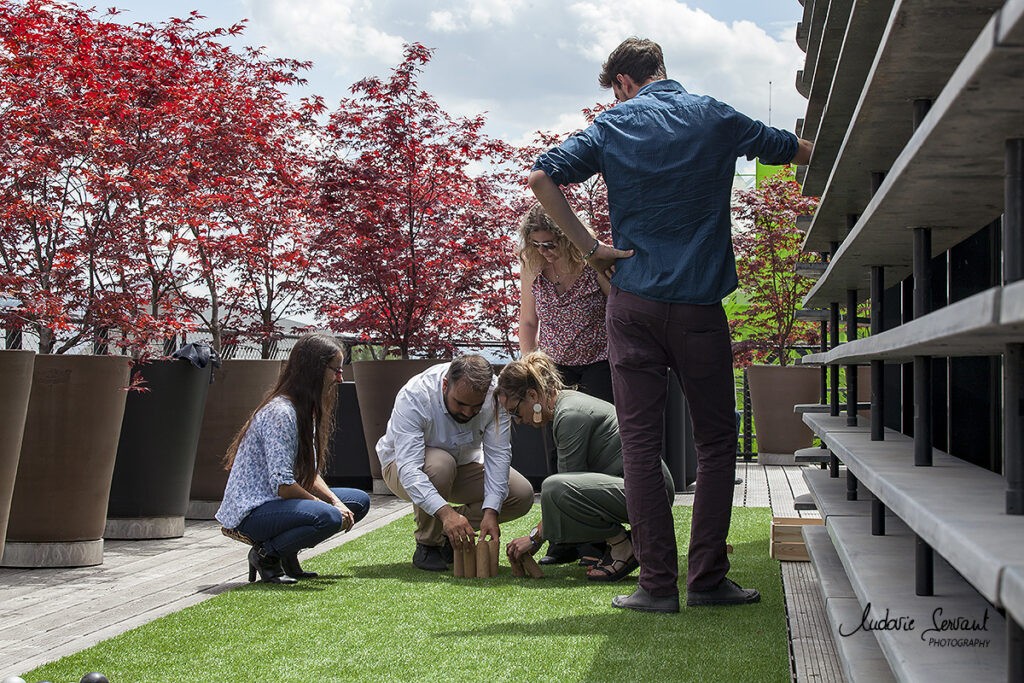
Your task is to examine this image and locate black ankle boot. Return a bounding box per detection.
[248,546,298,584]
[281,552,318,579]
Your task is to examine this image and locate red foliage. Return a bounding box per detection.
[0,0,322,357]
[516,103,614,242]
[731,172,820,366]
[314,44,519,358]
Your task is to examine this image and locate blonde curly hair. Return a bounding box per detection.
[515,203,596,277]
[496,351,568,406]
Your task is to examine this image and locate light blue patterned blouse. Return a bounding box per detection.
[215,396,299,529]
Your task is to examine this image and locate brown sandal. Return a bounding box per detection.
[586,533,638,582]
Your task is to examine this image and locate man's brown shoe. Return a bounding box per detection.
[686,578,760,606]
[611,586,680,613]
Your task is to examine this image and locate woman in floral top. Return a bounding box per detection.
[517,203,612,403]
[517,203,613,566]
[216,333,371,584]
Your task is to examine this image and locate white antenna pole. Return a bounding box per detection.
[768,80,773,126]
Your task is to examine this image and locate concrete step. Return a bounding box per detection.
[829,515,1008,681]
[804,468,871,519]
[805,0,1024,302]
[803,525,896,682]
[802,412,1024,609]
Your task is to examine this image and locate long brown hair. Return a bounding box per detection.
[224,333,342,489]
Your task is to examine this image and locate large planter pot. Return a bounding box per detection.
[0,350,35,562]
[324,381,371,490]
[105,358,213,539]
[187,359,284,519]
[747,364,871,465]
[2,354,130,567]
[747,364,822,465]
[351,359,446,491]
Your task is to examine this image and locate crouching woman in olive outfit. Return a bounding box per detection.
[216,333,371,584]
[496,352,674,581]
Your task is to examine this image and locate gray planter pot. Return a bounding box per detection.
[2,354,130,568]
[0,350,35,562]
[187,359,284,519]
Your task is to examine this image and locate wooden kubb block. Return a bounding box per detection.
[769,517,823,562]
[454,539,499,578]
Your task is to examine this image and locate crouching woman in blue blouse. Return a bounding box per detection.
[216,333,371,584]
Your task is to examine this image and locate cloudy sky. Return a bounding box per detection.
[104,0,807,151]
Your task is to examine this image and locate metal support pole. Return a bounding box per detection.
[830,242,840,419]
[914,227,933,466]
[916,535,934,596]
[846,469,858,501]
[829,452,839,478]
[1006,139,1024,514]
[871,266,885,441]
[743,370,753,462]
[846,288,858,426]
[871,495,886,536]
[819,320,828,404]
[870,171,886,196]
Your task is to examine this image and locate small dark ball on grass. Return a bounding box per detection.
[80,675,109,683]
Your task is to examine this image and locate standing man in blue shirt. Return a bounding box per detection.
[529,37,812,613]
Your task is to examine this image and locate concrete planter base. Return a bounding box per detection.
[1,539,104,568]
[104,516,185,540]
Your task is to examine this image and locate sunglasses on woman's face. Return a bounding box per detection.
[327,364,344,377]
[531,240,557,251]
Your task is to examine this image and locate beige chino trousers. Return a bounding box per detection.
[382,447,534,546]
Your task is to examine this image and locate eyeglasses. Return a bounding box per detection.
[507,397,523,418]
[327,364,343,377]
[530,240,557,251]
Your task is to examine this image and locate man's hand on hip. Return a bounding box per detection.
[588,242,634,280]
[437,505,476,553]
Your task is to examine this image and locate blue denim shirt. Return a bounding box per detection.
[533,80,798,304]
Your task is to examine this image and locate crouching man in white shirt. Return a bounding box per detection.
[377,354,534,571]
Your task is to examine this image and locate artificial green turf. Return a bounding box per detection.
[26,507,789,683]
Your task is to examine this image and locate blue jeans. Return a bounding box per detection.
[236,487,370,557]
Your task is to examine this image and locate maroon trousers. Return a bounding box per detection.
[606,286,738,595]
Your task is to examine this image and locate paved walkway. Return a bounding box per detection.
[0,466,841,682]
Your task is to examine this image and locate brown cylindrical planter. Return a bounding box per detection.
[0,350,35,563]
[351,360,446,488]
[187,359,284,519]
[747,364,821,463]
[2,354,130,568]
[105,358,213,539]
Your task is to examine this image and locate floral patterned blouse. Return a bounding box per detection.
[215,396,299,529]
[532,265,609,366]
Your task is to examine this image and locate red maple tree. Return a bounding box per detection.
[731,171,821,366]
[315,43,518,359]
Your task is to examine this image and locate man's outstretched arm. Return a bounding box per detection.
[528,169,633,278]
[793,138,813,166]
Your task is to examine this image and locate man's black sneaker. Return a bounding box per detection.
[413,543,447,572]
[538,542,578,565]
[686,578,761,606]
[440,537,454,565]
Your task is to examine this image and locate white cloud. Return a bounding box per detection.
[240,0,405,64]
[428,10,459,33]
[567,0,805,129]
[420,0,529,32]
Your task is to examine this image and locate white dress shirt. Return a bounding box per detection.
[376,362,512,516]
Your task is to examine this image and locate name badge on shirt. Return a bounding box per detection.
[453,430,474,447]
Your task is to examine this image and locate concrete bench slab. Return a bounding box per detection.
[829,515,1007,681]
[804,468,872,519]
